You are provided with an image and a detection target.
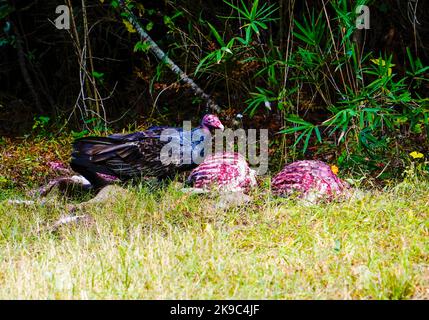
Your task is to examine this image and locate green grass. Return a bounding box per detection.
[0,180,428,299]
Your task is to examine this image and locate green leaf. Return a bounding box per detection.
[163,16,173,27]
[279,125,311,134]
[314,126,322,143]
[223,0,248,17]
[92,71,104,79]
[146,22,154,31]
[134,41,150,53]
[303,128,313,153]
[207,22,226,47]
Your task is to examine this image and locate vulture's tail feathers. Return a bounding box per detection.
[71,137,140,188]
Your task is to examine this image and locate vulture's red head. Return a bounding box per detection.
[201,114,224,131]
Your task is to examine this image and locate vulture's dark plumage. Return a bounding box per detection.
[71,114,224,188]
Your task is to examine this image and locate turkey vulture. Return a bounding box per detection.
[71,114,224,188]
[271,160,350,202]
[186,152,257,192]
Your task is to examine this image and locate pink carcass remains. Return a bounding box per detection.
[187,152,257,192]
[271,160,350,202]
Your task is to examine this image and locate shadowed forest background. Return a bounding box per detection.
[0,0,428,188]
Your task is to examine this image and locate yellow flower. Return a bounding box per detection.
[331,165,339,175]
[410,151,424,159]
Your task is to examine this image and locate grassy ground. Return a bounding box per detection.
[0,179,428,299]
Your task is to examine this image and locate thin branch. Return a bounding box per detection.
[118,0,221,113]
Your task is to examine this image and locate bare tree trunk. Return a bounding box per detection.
[118,0,221,113]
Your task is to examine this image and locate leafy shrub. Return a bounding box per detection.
[192,0,428,176]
